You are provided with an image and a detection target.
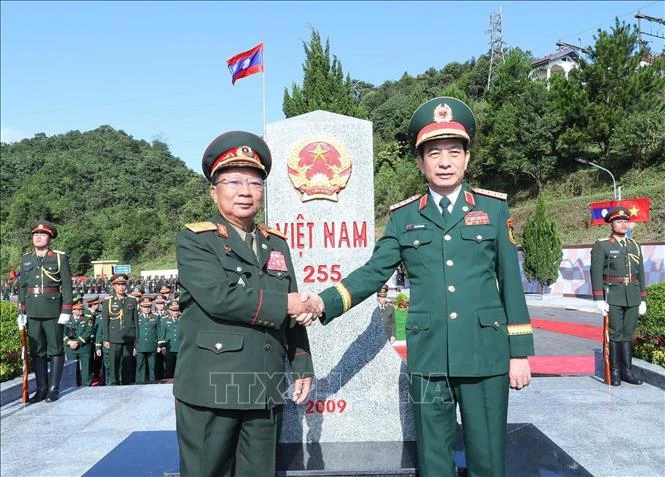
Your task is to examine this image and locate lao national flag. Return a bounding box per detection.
[589,197,650,224]
[227,42,264,85]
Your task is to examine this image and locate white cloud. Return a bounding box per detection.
[1,127,30,143]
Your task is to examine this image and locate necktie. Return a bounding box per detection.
[439,197,451,224]
[244,232,256,258]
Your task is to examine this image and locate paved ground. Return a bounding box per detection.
[1,296,663,477]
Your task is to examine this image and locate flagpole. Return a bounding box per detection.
[261,41,268,226]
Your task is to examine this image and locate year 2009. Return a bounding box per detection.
[305,399,347,414]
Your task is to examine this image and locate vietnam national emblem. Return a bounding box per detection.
[287,140,352,202]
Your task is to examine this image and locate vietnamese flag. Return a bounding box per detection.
[589,197,650,224]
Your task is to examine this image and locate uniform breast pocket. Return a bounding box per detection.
[399,231,433,268]
[222,259,252,281]
[196,331,244,355]
[460,225,496,243]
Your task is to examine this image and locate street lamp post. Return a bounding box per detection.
[575,157,620,200]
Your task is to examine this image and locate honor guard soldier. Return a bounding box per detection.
[158,300,180,379]
[101,273,138,385]
[135,295,159,383]
[312,97,534,477]
[18,220,73,403]
[174,130,316,477]
[64,296,94,386]
[377,285,396,343]
[591,206,647,385]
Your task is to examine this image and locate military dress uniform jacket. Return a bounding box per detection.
[158,317,180,353]
[136,313,160,353]
[320,183,534,377]
[18,249,73,318]
[590,236,647,307]
[64,314,94,354]
[101,296,138,344]
[174,213,314,410]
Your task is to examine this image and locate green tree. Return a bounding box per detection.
[521,194,563,293]
[552,20,665,168]
[478,50,559,193]
[283,28,365,118]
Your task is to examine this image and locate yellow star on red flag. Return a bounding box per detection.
[629,205,639,217]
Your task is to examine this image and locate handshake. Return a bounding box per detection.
[287,291,324,327]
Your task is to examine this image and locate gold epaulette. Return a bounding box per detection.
[390,194,421,212]
[257,224,286,240]
[472,187,507,201]
[185,222,217,233]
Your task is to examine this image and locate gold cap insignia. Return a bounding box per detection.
[433,103,453,123]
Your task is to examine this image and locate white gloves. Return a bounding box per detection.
[595,301,609,314]
[639,301,647,315]
[17,314,27,330]
[58,313,71,325]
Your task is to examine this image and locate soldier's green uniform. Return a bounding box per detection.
[376,286,396,341]
[101,274,138,385]
[18,220,73,403]
[153,295,168,380]
[159,301,181,379]
[64,298,94,386]
[174,131,314,477]
[85,296,104,384]
[319,98,534,477]
[591,206,647,386]
[136,297,159,383]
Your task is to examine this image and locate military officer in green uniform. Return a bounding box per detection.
[18,220,73,403]
[304,98,534,477]
[174,130,317,477]
[85,295,103,384]
[101,273,138,385]
[153,294,168,380]
[64,296,94,386]
[591,206,647,386]
[135,295,159,383]
[158,300,180,379]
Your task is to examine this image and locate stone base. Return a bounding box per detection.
[594,348,665,389]
[0,358,78,407]
[83,423,592,477]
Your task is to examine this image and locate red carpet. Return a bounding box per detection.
[530,318,602,342]
[527,355,595,375]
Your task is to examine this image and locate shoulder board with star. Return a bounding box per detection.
[472,187,507,201]
[390,194,422,212]
[185,222,218,234]
[257,224,286,240]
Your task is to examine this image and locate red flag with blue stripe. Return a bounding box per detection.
[227,42,264,85]
[589,197,650,224]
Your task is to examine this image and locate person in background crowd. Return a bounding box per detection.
[135,295,159,383]
[376,285,396,344]
[101,273,137,385]
[64,295,94,386]
[158,300,180,379]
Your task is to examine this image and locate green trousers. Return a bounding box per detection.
[65,348,91,386]
[136,351,156,383]
[176,400,283,477]
[27,317,63,357]
[410,373,509,477]
[608,304,639,342]
[109,343,135,385]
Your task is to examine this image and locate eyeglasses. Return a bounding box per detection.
[214,178,265,190]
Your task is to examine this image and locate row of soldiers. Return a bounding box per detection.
[2,275,180,300]
[64,276,181,387]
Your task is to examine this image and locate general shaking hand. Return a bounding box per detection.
[287,292,324,327]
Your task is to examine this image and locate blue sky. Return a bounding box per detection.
[2,1,663,173]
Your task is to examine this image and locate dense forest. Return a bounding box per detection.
[1,20,663,277]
